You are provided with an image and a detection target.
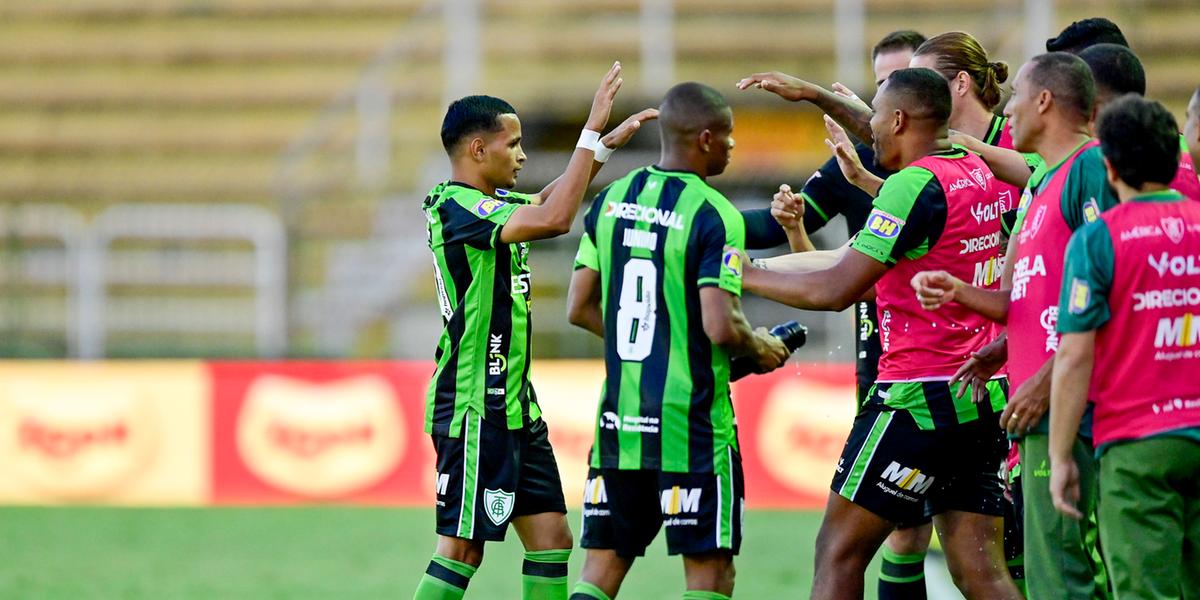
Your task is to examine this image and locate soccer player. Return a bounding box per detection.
[1045,17,1128,54]
[740,68,1020,600]
[911,52,1117,599]
[1049,94,1200,599]
[1077,43,1200,198]
[415,62,658,600]
[1186,86,1200,173]
[565,82,790,600]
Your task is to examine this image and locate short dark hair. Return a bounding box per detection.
[440,95,517,153]
[1046,17,1128,54]
[883,67,952,125]
[1078,43,1145,98]
[1027,52,1096,124]
[659,81,731,143]
[1097,95,1180,189]
[872,30,928,60]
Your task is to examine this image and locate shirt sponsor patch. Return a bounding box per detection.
[1082,198,1100,224]
[722,249,743,278]
[865,208,905,239]
[1069,278,1090,315]
[474,197,508,218]
[494,188,511,197]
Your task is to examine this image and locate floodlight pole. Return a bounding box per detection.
[834,0,866,93]
[640,0,675,96]
[1024,0,1054,60]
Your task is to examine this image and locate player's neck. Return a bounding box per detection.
[449,166,498,197]
[656,152,707,180]
[1035,122,1092,168]
[950,102,995,140]
[900,135,953,167]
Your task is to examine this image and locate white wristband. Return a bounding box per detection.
[577,129,601,152]
[592,139,615,163]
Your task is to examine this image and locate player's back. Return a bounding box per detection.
[576,165,745,473]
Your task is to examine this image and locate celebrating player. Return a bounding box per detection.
[414,62,657,600]
[1049,94,1200,599]
[740,68,1020,600]
[565,82,789,600]
[1186,86,1200,174]
[911,53,1117,599]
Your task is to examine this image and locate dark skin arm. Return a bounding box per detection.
[566,267,604,338]
[736,72,874,142]
[741,247,887,312]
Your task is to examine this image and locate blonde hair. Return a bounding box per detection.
[914,31,1008,109]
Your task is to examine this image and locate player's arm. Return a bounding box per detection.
[742,247,885,311]
[951,130,1040,188]
[1047,329,1092,520]
[501,63,657,243]
[768,184,816,252]
[700,288,788,371]
[567,268,603,338]
[911,230,1018,323]
[736,71,873,142]
[529,107,659,206]
[740,208,790,249]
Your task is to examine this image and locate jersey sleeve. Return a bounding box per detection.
[850,167,945,265]
[798,155,851,232]
[1061,147,1119,232]
[694,202,746,296]
[574,187,610,270]
[441,191,523,249]
[1057,221,1115,333]
[740,208,789,249]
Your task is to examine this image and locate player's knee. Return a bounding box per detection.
[885,524,932,554]
[435,536,485,567]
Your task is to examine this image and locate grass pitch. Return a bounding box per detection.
[0,507,882,599]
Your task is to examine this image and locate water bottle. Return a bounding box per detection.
[730,320,808,381]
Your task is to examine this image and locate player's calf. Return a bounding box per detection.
[414,536,485,600]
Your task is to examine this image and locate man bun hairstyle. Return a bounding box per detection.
[914,31,1008,109]
[440,95,517,153]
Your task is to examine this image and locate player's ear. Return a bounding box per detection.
[468,136,487,162]
[1036,89,1052,115]
[955,71,970,97]
[698,129,713,154]
[891,109,905,135]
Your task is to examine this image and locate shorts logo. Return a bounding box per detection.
[865,209,904,239]
[1082,198,1101,224]
[1163,216,1186,244]
[1068,278,1090,315]
[474,198,508,218]
[584,476,608,505]
[660,486,702,515]
[436,472,450,496]
[483,488,515,526]
[722,249,743,278]
[880,461,935,494]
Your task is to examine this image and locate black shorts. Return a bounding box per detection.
[431,412,566,542]
[580,448,744,558]
[830,405,1007,524]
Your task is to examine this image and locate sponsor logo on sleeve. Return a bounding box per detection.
[722,249,743,278]
[473,198,508,218]
[1068,278,1090,315]
[1082,198,1100,224]
[865,209,904,239]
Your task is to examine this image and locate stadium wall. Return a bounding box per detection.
[0,361,856,509]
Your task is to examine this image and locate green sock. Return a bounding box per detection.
[877,548,927,600]
[569,581,612,600]
[681,591,731,600]
[522,549,571,600]
[414,555,477,600]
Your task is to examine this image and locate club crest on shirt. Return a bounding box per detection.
[722,249,743,278]
[1082,198,1101,224]
[866,208,905,239]
[969,167,988,190]
[1163,216,1186,244]
[1068,278,1090,315]
[474,197,507,217]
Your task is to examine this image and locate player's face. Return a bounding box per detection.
[483,114,526,189]
[1004,63,1041,153]
[873,50,913,88]
[1185,92,1200,166]
[869,82,901,170]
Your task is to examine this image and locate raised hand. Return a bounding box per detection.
[600,108,659,150]
[910,270,959,310]
[831,82,870,112]
[736,71,818,102]
[586,61,624,133]
[823,115,881,194]
[770,184,805,231]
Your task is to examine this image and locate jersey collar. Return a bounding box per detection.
[983,115,1007,146]
[1131,189,1186,203]
[648,165,703,180]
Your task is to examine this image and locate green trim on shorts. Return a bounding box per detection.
[457,411,481,538]
[716,446,734,549]
[840,411,893,500]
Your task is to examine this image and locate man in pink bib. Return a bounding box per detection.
[1050,95,1200,600]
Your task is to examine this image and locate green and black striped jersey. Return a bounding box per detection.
[574,166,745,474]
[423,181,541,437]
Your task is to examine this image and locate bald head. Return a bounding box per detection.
[1027,52,1096,124]
[659,82,732,146]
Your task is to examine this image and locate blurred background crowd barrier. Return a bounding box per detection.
[0,360,855,507]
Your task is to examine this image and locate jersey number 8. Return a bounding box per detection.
[616,258,658,361]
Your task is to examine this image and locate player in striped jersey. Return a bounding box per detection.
[565,82,789,600]
[741,68,1022,600]
[414,62,659,600]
